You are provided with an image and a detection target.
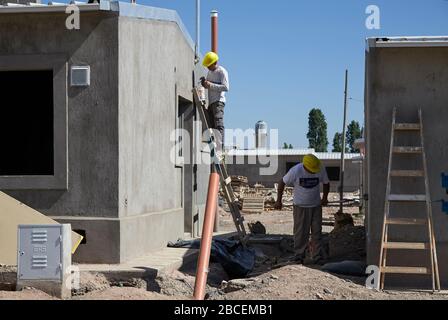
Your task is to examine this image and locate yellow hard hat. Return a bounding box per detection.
[303,154,321,174]
[202,52,219,68]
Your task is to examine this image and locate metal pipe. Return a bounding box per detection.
[210,9,220,233]
[193,172,220,300]
[211,10,218,53]
[195,0,200,62]
[339,70,349,213]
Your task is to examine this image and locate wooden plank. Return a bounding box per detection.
[393,147,423,154]
[384,242,430,250]
[381,267,430,275]
[242,196,265,213]
[390,170,424,177]
[388,194,427,202]
[419,108,441,291]
[386,218,427,226]
[380,107,397,291]
[0,192,83,265]
[394,123,421,131]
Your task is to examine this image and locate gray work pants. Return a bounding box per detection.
[293,205,323,260]
[207,101,225,151]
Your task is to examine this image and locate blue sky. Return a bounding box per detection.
[138,0,448,150]
[54,0,447,149]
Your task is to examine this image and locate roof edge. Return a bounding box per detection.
[107,1,194,50]
[0,1,195,51]
[366,36,448,49]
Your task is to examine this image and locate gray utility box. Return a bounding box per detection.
[17,224,72,298]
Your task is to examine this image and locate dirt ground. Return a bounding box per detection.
[1,195,447,300]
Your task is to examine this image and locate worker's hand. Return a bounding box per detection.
[274,201,283,210]
[203,80,211,89]
[321,198,329,207]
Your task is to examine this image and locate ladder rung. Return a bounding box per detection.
[393,147,423,154]
[390,170,424,177]
[386,218,427,226]
[381,267,430,275]
[394,123,421,131]
[388,194,427,202]
[383,242,430,250]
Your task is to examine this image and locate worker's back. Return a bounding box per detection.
[206,65,229,104]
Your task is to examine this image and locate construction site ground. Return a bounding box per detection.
[1,194,447,300]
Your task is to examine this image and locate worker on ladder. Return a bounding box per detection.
[201,52,229,160]
[275,154,330,265]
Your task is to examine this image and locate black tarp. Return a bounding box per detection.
[168,238,255,278]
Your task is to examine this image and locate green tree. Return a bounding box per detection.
[346,121,362,153]
[332,132,343,152]
[289,144,293,149]
[307,108,328,152]
[282,142,288,149]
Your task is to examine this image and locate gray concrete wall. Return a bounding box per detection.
[117,17,207,261]
[226,155,361,192]
[0,11,208,264]
[0,12,120,218]
[365,46,448,288]
[0,11,120,263]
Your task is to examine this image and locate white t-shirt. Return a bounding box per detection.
[283,163,330,208]
[206,66,229,104]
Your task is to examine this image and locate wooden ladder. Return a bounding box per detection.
[192,87,248,244]
[379,108,440,291]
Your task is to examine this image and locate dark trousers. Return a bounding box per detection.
[207,101,225,151]
[293,205,323,260]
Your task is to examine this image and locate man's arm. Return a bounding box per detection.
[321,183,330,206]
[274,180,286,210]
[207,70,229,92]
[208,81,229,92]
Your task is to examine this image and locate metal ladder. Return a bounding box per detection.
[192,87,248,244]
[379,108,440,291]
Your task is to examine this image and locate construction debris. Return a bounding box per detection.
[242,196,265,213]
[222,177,362,217]
[334,211,355,231]
[221,176,295,212]
[230,176,248,193]
[329,225,366,261]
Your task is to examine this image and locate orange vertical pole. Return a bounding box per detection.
[211,9,220,233]
[193,172,220,300]
[211,10,218,54]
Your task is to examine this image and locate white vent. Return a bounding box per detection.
[71,65,90,87]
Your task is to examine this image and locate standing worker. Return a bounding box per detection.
[275,154,330,264]
[201,52,229,159]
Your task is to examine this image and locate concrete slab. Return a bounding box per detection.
[77,247,199,280]
[77,232,236,281]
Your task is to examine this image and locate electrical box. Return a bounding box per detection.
[17,224,71,281]
[70,65,90,87]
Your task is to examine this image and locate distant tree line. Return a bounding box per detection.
[307,108,363,153]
